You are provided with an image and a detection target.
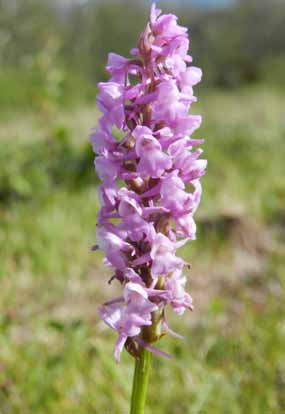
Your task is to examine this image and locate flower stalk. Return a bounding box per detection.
[130,348,151,414]
[91,2,206,412]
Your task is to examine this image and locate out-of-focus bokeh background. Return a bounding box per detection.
[0,0,285,413]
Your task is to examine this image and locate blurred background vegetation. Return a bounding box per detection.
[0,0,285,413]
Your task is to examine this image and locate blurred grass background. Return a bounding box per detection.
[0,0,285,413]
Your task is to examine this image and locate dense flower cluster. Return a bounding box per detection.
[91,3,207,362]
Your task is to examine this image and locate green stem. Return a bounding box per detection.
[130,347,151,414]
